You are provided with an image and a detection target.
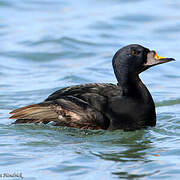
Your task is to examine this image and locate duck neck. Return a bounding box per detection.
[114,65,153,103]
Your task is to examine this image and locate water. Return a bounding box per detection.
[0,0,180,179]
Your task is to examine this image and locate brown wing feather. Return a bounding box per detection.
[10,103,58,123]
[9,83,116,129]
[45,83,118,101]
[9,100,105,129]
[10,104,40,114]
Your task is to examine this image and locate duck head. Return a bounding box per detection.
[112,44,175,76]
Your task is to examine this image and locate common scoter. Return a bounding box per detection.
[10,44,175,130]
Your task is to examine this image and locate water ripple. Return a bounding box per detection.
[0,0,180,179]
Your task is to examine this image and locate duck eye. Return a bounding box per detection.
[131,50,138,56]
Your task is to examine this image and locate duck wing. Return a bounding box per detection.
[10,83,121,130]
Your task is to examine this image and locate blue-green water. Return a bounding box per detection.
[0,0,180,179]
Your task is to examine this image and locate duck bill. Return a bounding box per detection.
[139,51,175,73]
[144,51,175,67]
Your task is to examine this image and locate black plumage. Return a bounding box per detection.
[10,44,175,130]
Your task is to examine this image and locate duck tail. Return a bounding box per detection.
[9,102,58,124]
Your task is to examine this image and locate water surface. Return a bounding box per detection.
[0,0,180,179]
